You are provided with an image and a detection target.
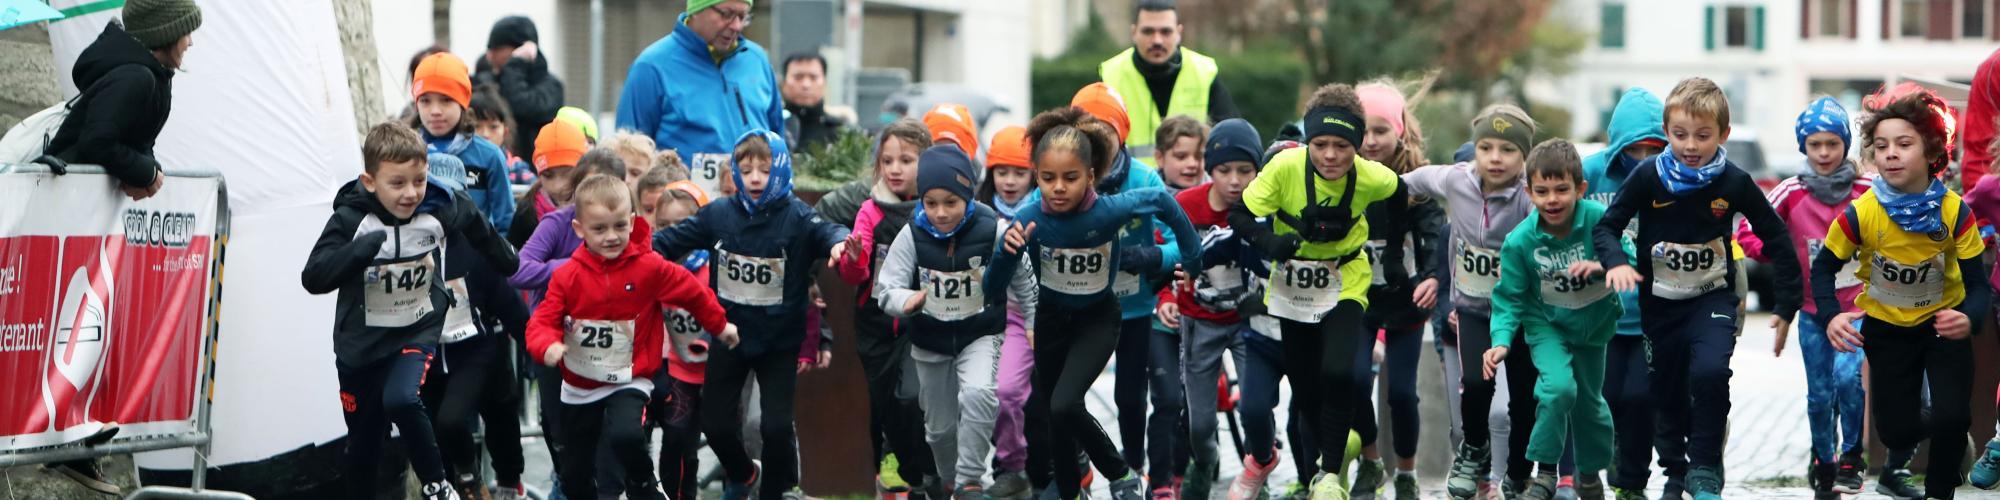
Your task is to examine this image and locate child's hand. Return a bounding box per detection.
[1448,310,1459,334]
[1156,302,1181,330]
[1372,341,1386,365]
[903,293,926,315]
[1003,221,1036,254]
[1567,260,1604,278]
[1827,312,1866,352]
[1412,278,1439,310]
[829,238,855,269]
[718,323,742,349]
[816,350,832,369]
[1605,265,1643,292]
[1937,309,1972,339]
[1770,315,1792,357]
[542,344,566,367]
[1026,329,1035,349]
[1481,346,1508,381]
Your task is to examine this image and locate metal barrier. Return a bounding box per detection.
[0,163,246,500]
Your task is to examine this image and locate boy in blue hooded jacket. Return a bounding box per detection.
[1577,88,1666,498]
[651,130,852,500]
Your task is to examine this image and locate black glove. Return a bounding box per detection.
[1260,234,1302,261]
[1118,245,1162,274]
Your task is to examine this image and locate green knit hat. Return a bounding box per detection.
[687,0,753,16]
[123,0,203,49]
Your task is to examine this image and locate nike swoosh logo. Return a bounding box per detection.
[1710,312,1730,320]
[1652,200,1675,208]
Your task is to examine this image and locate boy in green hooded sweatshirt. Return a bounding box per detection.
[1482,139,1620,500]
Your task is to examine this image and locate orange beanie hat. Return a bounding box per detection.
[924,103,980,158]
[986,126,1030,169]
[1071,83,1131,145]
[533,121,589,173]
[411,53,473,108]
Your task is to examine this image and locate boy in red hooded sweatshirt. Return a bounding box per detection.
[528,175,738,500]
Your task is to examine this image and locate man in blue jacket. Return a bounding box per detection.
[616,0,785,201]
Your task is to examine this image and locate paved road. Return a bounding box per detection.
[516,312,2000,498]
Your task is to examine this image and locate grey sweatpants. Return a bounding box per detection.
[913,335,1005,487]
[1180,316,1247,496]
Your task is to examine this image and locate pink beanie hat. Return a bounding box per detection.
[1356,83,1408,137]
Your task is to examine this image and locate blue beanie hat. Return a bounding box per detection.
[1795,96,1852,155]
[1205,119,1264,172]
[918,144,978,202]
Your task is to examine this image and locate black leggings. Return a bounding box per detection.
[1353,317,1423,460]
[1865,315,1972,499]
[1278,300,1366,474]
[651,375,704,500]
[421,333,525,487]
[341,345,446,497]
[1115,316,1153,471]
[1454,310,1538,482]
[1032,298,1134,499]
[855,306,935,485]
[703,346,801,499]
[557,389,655,499]
[1602,334,1653,490]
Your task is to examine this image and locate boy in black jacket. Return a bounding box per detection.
[301,123,520,500]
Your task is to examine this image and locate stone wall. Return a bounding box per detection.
[0,23,61,132]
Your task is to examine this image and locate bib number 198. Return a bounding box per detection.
[1284,265,1333,289]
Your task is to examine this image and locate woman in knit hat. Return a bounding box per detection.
[45,0,201,206]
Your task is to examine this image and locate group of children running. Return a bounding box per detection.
[301,48,2000,500]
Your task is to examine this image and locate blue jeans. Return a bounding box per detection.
[1796,314,1866,462]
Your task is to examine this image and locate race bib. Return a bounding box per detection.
[364,255,436,327]
[690,153,730,199]
[717,249,785,306]
[564,319,636,383]
[1268,259,1342,322]
[1249,314,1282,340]
[1806,239,1863,289]
[440,278,478,343]
[1455,243,1502,298]
[1365,239,1414,286]
[1650,238,1729,300]
[921,267,987,321]
[1867,253,1947,309]
[1539,269,1612,310]
[1114,271,1143,297]
[664,308,708,364]
[1202,264,1245,292]
[1038,242,1113,296]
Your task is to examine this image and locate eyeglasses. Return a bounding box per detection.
[711,8,754,26]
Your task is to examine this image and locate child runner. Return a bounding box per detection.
[1733,96,1871,499]
[418,153,532,500]
[1156,115,1210,190]
[301,123,519,500]
[1229,140,1327,500]
[1483,140,1619,500]
[1348,82,1445,500]
[1153,118,1261,500]
[1403,104,1538,499]
[607,131,661,188]
[468,86,533,185]
[875,144,1039,499]
[1577,88,1664,500]
[528,175,736,500]
[986,106,1201,500]
[978,125,1040,499]
[646,179,714,500]
[1818,83,1989,500]
[652,130,853,500]
[1229,83,1410,500]
[508,120,591,248]
[1593,77,1804,500]
[814,118,941,497]
[410,53,514,238]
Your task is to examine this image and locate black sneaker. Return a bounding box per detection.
[1833,452,1864,494]
[51,459,120,495]
[1874,468,1923,499]
[1810,461,1838,500]
[1660,474,1684,500]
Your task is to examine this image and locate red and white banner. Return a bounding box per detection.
[0,171,223,451]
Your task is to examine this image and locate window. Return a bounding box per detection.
[1601,2,1626,48]
[1706,4,1765,50]
[1901,0,1928,37]
[1966,0,1988,38]
[1813,0,1851,37]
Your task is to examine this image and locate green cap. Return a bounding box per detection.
[687,0,753,16]
[555,107,598,142]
